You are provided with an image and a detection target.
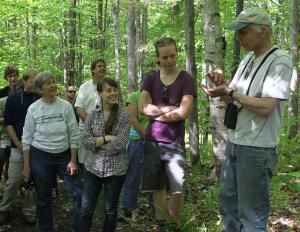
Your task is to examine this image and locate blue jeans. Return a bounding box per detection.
[30,146,83,232]
[218,142,278,232]
[78,170,125,232]
[121,139,144,211]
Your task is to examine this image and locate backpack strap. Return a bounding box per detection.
[245,47,278,96]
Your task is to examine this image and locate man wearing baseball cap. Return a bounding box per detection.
[202,7,293,232]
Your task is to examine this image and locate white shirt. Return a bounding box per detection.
[229,47,293,147]
[22,98,80,153]
[74,79,100,129]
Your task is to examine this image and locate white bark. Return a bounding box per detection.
[202,0,227,179]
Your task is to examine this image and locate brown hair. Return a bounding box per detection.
[4,66,19,80]
[23,69,38,81]
[97,77,119,134]
[91,58,106,76]
[154,37,177,57]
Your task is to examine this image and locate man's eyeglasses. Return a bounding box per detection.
[161,84,169,103]
[68,90,76,94]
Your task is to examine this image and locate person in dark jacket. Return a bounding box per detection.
[0,70,38,225]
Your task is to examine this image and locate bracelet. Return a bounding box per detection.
[229,90,235,97]
[102,135,106,144]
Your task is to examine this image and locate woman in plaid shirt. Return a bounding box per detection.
[78,77,130,232]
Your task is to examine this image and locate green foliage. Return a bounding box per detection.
[288,182,300,192]
[270,174,290,211]
[171,157,221,231]
[270,133,300,211]
[278,134,300,172]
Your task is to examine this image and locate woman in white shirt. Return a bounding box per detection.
[22,71,82,232]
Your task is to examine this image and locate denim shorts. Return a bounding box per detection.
[141,140,186,193]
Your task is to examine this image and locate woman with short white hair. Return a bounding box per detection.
[22,71,82,232]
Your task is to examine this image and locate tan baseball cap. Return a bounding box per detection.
[227,7,272,31]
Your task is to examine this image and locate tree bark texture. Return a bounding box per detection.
[127,1,137,93]
[184,0,200,165]
[112,0,123,103]
[135,1,142,82]
[69,0,76,86]
[288,0,299,137]
[202,0,227,179]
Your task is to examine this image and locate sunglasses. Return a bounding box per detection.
[161,84,169,103]
[68,90,76,94]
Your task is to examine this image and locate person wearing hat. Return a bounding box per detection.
[202,7,293,232]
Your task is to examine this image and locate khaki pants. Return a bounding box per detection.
[0,148,36,216]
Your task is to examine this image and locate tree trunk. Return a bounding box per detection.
[171,3,180,24]
[77,2,83,85]
[202,0,227,180]
[61,10,69,87]
[141,0,148,78]
[25,12,31,60]
[231,0,244,78]
[136,1,142,82]
[288,0,299,137]
[127,1,137,93]
[25,12,37,66]
[69,0,76,86]
[31,23,37,62]
[97,0,106,51]
[112,0,123,103]
[184,0,200,165]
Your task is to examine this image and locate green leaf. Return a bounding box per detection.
[288,172,300,178]
[288,183,300,192]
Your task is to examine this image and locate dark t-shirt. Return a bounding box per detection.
[4,91,39,148]
[142,70,195,144]
[0,86,10,98]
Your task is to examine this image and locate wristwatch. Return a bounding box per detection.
[229,90,235,97]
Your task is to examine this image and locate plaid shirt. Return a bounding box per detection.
[83,106,130,178]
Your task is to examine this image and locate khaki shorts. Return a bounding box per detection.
[141,140,186,193]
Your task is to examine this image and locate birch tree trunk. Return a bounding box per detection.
[184,0,200,165]
[112,0,123,103]
[135,1,142,81]
[141,0,148,79]
[127,1,137,93]
[202,0,227,180]
[288,0,299,137]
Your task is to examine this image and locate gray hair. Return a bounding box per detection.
[250,24,273,36]
[34,71,55,90]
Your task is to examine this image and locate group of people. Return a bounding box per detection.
[0,7,293,232]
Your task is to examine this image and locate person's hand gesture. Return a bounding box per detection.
[67,161,77,176]
[22,166,31,182]
[207,68,225,86]
[202,84,231,98]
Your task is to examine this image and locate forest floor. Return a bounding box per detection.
[0,157,299,232]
